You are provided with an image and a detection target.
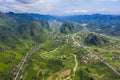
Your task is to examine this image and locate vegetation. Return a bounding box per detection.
[0,12,50,79]
[59,22,75,34]
[85,33,109,46]
[0,12,120,80]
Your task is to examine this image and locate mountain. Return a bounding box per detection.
[85,33,109,46]
[6,12,120,36]
[57,14,120,36]
[7,12,51,31]
[59,22,75,34]
[0,12,48,46]
[0,12,19,47]
[39,20,51,31]
[0,12,120,80]
[0,12,51,79]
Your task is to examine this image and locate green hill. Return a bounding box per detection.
[0,12,49,47]
[85,33,109,46]
[59,22,75,34]
[0,12,50,79]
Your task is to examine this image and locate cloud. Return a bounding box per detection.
[0,0,119,15]
[15,0,38,4]
[0,0,60,14]
[62,8,113,15]
[60,9,93,15]
[97,8,108,12]
[95,0,119,2]
[65,9,91,14]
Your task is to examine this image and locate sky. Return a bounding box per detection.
[0,0,120,15]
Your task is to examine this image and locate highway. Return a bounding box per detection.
[102,60,120,76]
[72,32,120,77]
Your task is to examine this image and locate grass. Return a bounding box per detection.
[0,30,120,80]
[0,39,39,79]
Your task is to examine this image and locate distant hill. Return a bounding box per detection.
[0,12,49,49]
[59,22,75,34]
[7,12,51,31]
[85,33,109,46]
[6,12,120,36]
[60,14,120,36]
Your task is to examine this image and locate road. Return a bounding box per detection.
[72,32,120,77]
[14,46,40,80]
[102,60,120,76]
[90,32,120,41]
[81,23,120,76]
[64,34,80,80]
[65,54,78,80]
[71,22,88,32]
[72,54,78,76]
[72,22,120,41]
[72,34,86,49]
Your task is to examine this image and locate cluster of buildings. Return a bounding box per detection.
[81,53,99,63]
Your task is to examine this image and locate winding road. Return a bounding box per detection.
[72,31,120,77]
[65,54,78,80]
[72,22,120,41]
[72,54,78,76]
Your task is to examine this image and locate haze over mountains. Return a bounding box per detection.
[0,11,120,52]
[0,0,120,15]
[6,12,120,35]
[0,0,120,80]
[0,11,120,80]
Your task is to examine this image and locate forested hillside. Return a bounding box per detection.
[0,12,50,79]
[0,12,120,80]
[57,14,120,36]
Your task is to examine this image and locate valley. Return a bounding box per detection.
[0,12,120,80]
